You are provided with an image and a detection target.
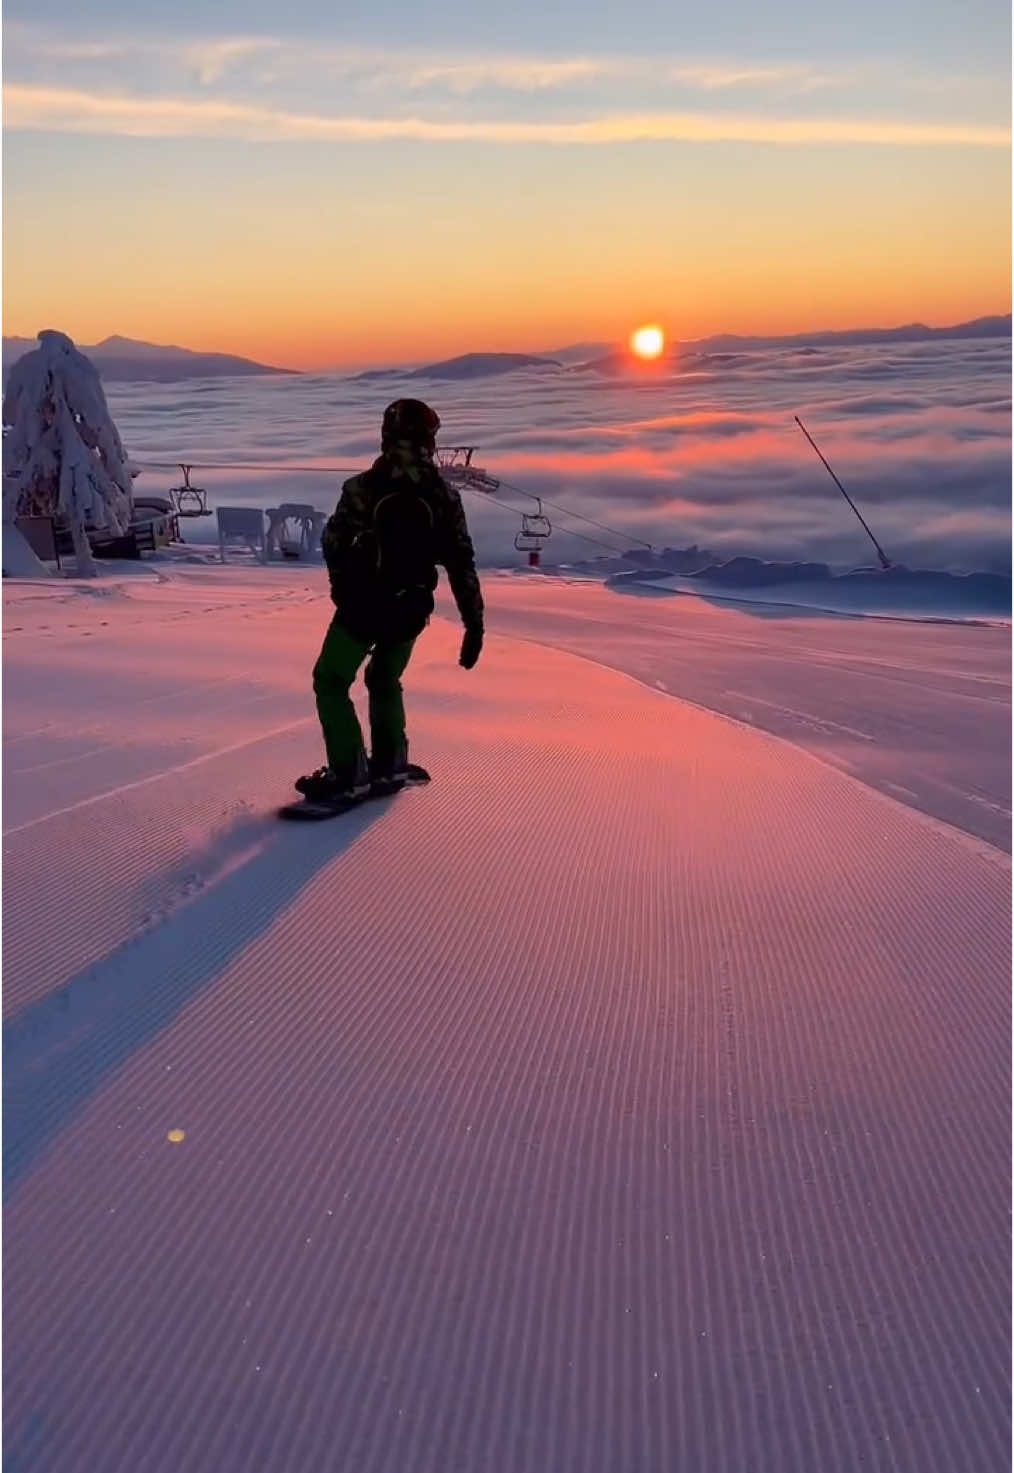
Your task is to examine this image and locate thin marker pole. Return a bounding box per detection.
[794,415,892,570]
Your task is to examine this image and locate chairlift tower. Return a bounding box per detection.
[435,446,501,494]
[437,446,552,565]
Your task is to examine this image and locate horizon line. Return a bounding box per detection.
[3,311,1011,374]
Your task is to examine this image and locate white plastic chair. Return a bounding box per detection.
[217,506,267,563]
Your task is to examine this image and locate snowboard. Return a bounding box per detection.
[278,766,430,822]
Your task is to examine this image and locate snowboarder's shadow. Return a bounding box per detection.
[3,801,391,1197]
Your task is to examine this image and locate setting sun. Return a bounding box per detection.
[630,325,666,360]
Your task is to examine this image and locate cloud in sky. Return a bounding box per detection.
[4,84,1009,147]
[4,22,1009,141]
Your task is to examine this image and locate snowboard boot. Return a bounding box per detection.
[295,752,371,805]
[295,766,331,799]
[369,752,431,796]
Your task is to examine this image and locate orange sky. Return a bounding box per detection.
[4,84,1010,368]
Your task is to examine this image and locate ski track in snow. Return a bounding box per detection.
[3,567,1010,1473]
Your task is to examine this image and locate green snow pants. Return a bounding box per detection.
[312,615,416,775]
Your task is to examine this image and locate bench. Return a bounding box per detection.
[217,506,267,563]
[15,506,179,565]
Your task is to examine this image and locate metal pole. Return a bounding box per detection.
[794,415,892,570]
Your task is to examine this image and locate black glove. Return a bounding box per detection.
[459,624,483,670]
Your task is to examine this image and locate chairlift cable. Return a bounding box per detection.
[456,483,635,557]
[136,458,651,559]
[495,478,653,551]
[140,461,365,474]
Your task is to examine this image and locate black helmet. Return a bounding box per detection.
[382,399,441,452]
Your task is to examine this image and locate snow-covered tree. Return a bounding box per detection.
[3,330,134,576]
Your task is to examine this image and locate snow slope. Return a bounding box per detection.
[476,573,1012,852]
[3,566,1010,1473]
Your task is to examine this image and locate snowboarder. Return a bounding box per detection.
[296,399,484,807]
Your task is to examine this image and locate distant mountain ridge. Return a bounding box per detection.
[1,334,294,383]
[566,315,1012,376]
[678,314,1012,353]
[351,351,562,382]
[350,316,1011,381]
[3,315,1007,385]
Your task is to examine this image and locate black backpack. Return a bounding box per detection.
[369,485,440,640]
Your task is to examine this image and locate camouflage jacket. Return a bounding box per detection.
[322,456,484,633]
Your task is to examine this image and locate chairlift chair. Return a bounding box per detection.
[514,500,552,566]
[169,464,212,518]
[521,503,551,540]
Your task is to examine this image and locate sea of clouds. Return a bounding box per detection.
[108,336,1011,574]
